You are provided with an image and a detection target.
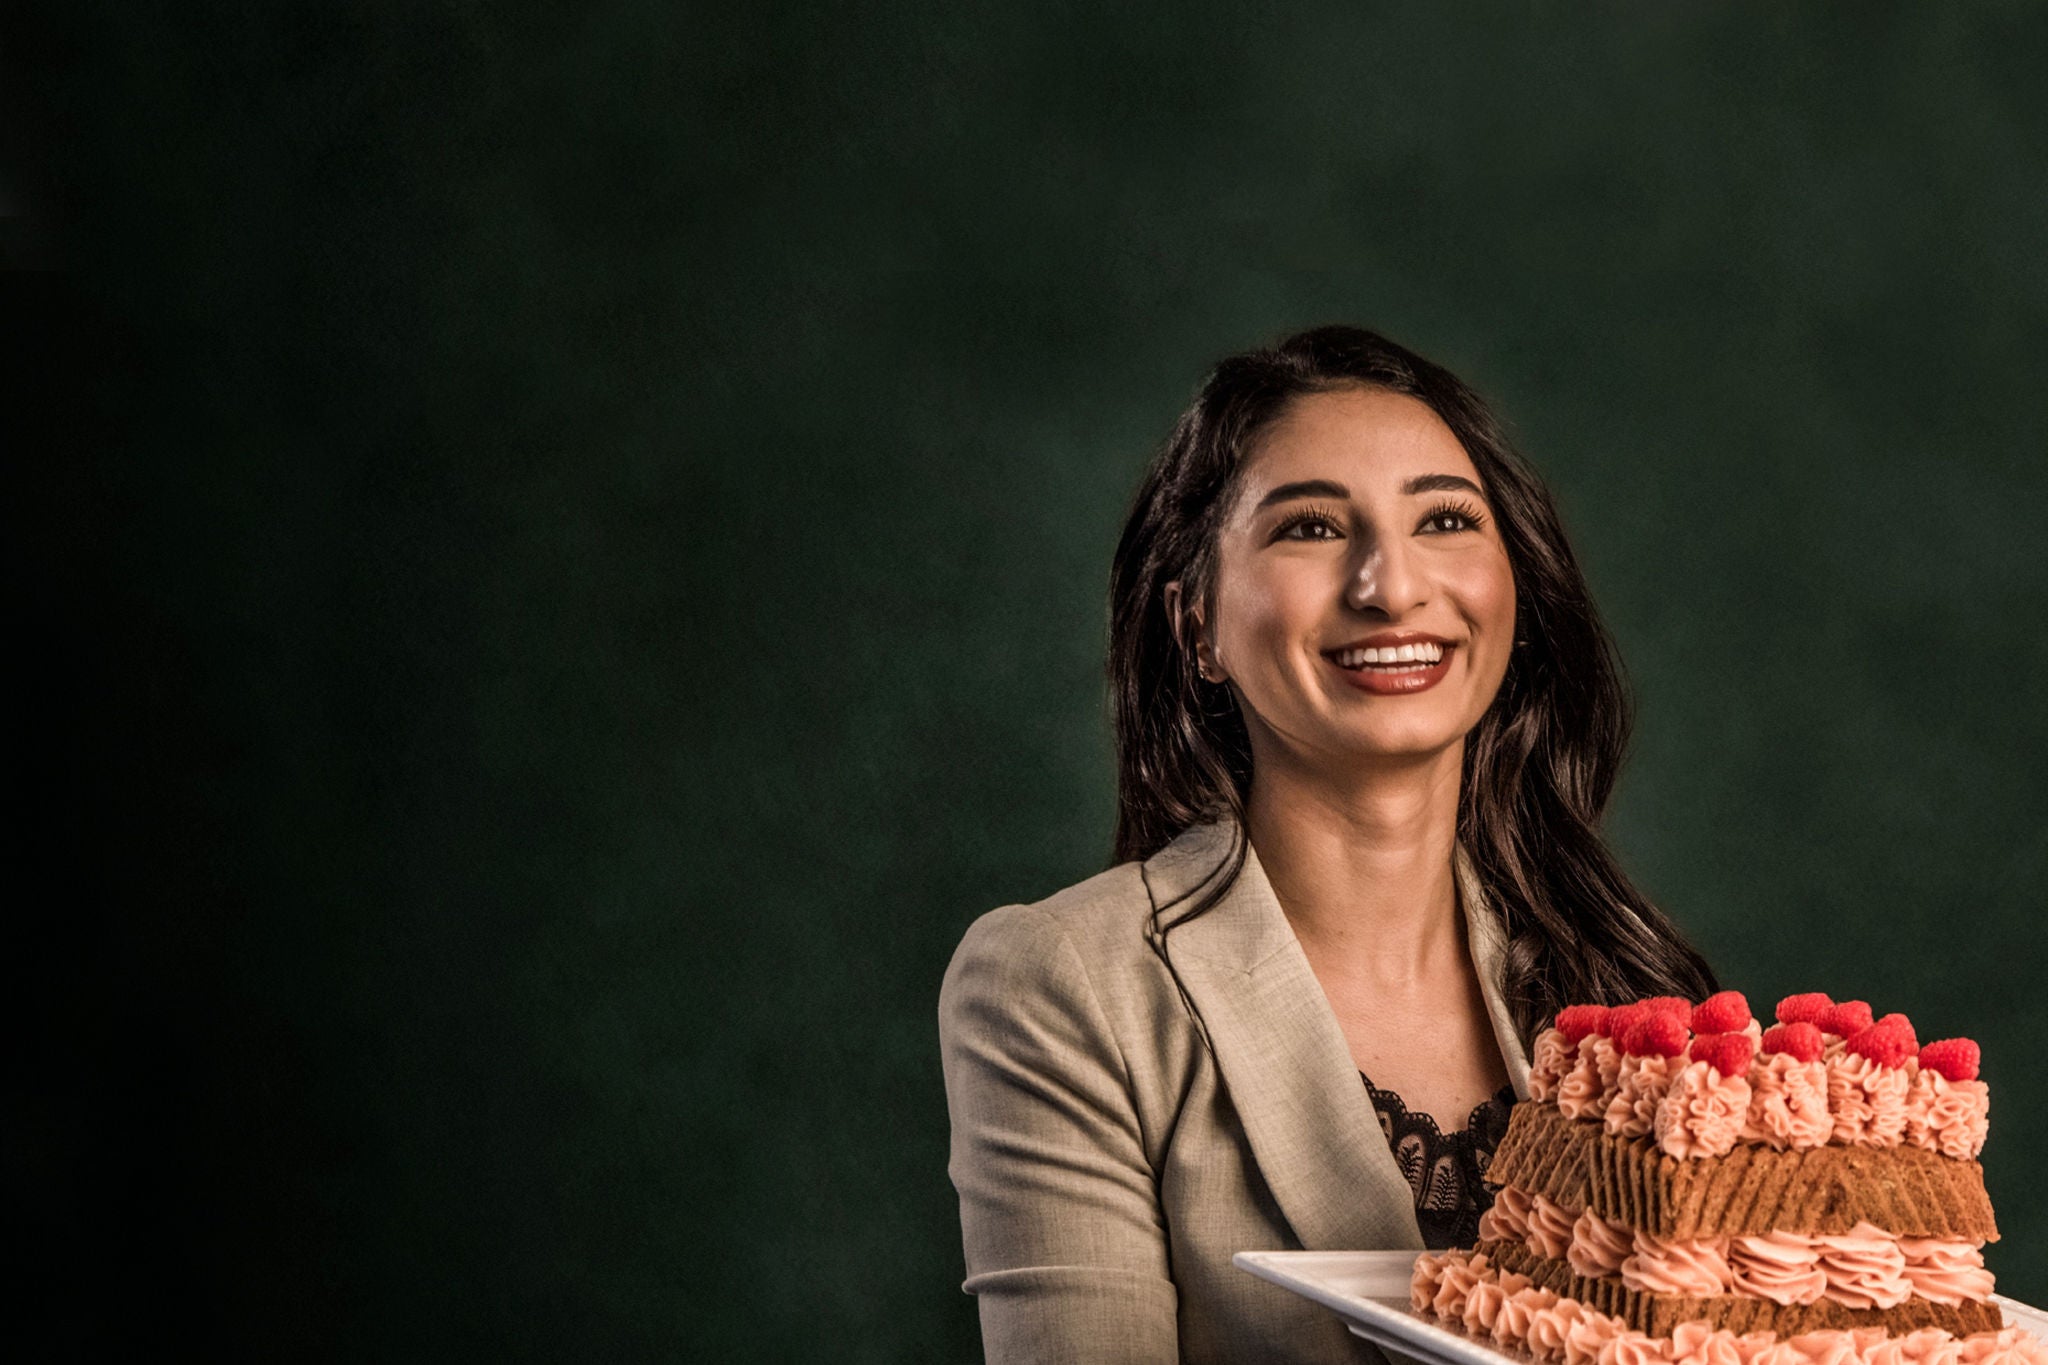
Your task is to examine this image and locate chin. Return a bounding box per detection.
[1334,728,1463,763]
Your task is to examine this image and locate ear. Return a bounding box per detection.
[1163,580,1223,683]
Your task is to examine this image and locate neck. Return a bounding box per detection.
[1241,734,1467,985]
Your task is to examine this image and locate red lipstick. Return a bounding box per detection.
[1322,632,1457,696]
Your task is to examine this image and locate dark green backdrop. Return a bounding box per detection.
[15,3,2048,1360]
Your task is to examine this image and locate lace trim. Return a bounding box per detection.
[1361,1070,1516,1250]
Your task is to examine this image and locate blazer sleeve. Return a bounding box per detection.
[938,901,1180,1363]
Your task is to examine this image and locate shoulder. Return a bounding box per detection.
[938,858,1165,1039]
[943,858,1154,986]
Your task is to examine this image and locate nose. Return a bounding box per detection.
[1343,530,1427,616]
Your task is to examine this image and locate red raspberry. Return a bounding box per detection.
[1846,1020,1914,1068]
[1641,996,1694,1021]
[1628,1012,1690,1058]
[1606,1002,1647,1047]
[1917,1038,1981,1083]
[1820,1000,1874,1037]
[1775,993,1834,1026]
[1689,1032,1756,1078]
[1761,1022,1824,1063]
[1555,1004,1611,1045]
[1873,1012,1918,1053]
[1690,990,1752,1035]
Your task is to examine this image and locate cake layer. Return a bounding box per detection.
[1479,1237,2004,1339]
[1485,1103,1998,1241]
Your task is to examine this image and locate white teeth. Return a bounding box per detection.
[1333,642,1446,668]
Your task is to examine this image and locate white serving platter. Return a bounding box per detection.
[1232,1250,2048,1365]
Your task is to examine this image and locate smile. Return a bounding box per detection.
[1330,642,1443,669]
[1322,638,1457,695]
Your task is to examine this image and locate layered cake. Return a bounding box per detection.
[1407,991,2040,1365]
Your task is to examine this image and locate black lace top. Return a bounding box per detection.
[1361,1071,1517,1249]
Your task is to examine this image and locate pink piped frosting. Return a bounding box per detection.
[1561,1035,1624,1121]
[1826,1053,1913,1146]
[1607,1053,1681,1139]
[1533,1027,1576,1102]
[1749,1343,1808,1365]
[1602,1330,1679,1365]
[1529,1192,1579,1261]
[1620,1229,1734,1298]
[1968,1328,2048,1365]
[1481,1183,1536,1243]
[1408,1249,2045,1365]
[1899,1238,1995,1306]
[1655,1060,1752,1159]
[1813,1220,1911,1310]
[1670,1320,1748,1365]
[1905,1069,1991,1160]
[1956,1330,2048,1365]
[1565,1310,1632,1365]
[1496,1284,1560,1350]
[1742,1053,1833,1150]
[1526,1296,1592,1363]
[1432,1251,1488,1319]
[1463,1277,1509,1337]
[1890,1329,1964,1365]
[1410,1250,1450,1312]
[1731,1333,1785,1365]
[1786,1331,1862,1365]
[1568,1206,1635,1279]
[1729,1233,1828,1305]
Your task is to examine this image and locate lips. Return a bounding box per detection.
[1322,635,1458,696]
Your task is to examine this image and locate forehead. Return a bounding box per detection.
[1241,385,1479,494]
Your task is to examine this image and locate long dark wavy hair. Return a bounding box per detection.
[1106,323,1716,1046]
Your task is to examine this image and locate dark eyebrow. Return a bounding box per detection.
[1254,479,1350,511]
[1253,473,1486,511]
[1403,473,1486,499]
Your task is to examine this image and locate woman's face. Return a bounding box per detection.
[1178,384,1519,770]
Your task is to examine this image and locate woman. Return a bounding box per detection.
[938,325,1717,1363]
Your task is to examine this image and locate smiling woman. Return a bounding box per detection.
[938,325,1719,1364]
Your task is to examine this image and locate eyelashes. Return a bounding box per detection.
[1272,499,1489,540]
[1420,498,1488,533]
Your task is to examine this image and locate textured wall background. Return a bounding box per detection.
[14,3,2048,1360]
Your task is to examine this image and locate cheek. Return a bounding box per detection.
[1450,553,1518,638]
[1211,562,1318,663]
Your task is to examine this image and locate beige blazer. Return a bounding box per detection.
[938,811,1533,1364]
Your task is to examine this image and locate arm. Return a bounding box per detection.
[938,903,1180,1363]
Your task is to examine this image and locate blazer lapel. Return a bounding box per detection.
[1141,813,1531,1252]
[1457,843,1533,1101]
[1143,815,1422,1251]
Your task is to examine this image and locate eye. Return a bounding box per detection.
[1272,503,1347,542]
[1420,499,1488,534]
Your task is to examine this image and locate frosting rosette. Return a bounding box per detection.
[1601,1329,1679,1365]
[1561,1035,1625,1121]
[1906,1068,1991,1160]
[1565,1310,1631,1365]
[1826,1053,1912,1147]
[1607,1053,1681,1140]
[1495,1283,1560,1350]
[1527,1296,1592,1364]
[1568,1206,1635,1280]
[1812,1220,1912,1309]
[1528,1192,1578,1261]
[1620,1230,1734,1298]
[1741,1052,1832,1150]
[1654,1060,1752,1159]
[1728,1232,1828,1306]
[1670,1320,1749,1365]
[1532,1026,1576,1102]
[1899,1237,1995,1306]
[1480,1183,1535,1243]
